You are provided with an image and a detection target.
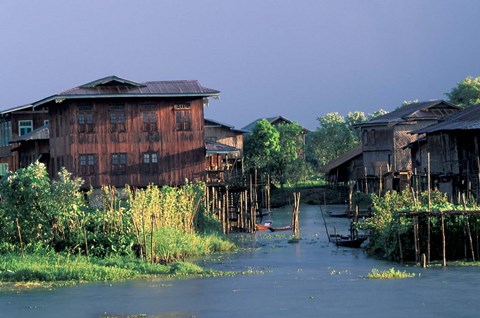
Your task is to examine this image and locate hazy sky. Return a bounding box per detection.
[1,1,480,130]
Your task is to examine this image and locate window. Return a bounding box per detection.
[370,129,376,145]
[109,105,126,132]
[111,153,127,175]
[18,120,33,136]
[362,129,368,146]
[142,111,157,132]
[78,105,94,133]
[79,154,96,175]
[0,163,8,176]
[174,104,191,131]
[142,152,158,173]
[44,120,49,127]
[0,121,12,147]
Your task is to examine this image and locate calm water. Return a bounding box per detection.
[2,204,480,318]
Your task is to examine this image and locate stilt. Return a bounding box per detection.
[441,212,447,267]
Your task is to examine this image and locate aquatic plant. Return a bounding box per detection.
[366,267,416,279]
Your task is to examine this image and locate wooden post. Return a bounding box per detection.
[427,215,431,264]
[413,216,420,264]
[16,218,24,258]
[379,165,383,196]
[427,152,431,211]
[441,212,447,267]
[462,194,475,261]
[320,195,330,242]
[292,192,300,238]
[397,214,404,263]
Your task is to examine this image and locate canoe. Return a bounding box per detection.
[268,225,292,232]
[327,210,349,218]
[335,236,367,248]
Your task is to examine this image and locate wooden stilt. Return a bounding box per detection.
[441,212,447,267]
[397,214,403,263]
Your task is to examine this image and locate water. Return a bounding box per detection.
[2,205,480,318]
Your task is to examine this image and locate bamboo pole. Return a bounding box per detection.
[16,218,24,258]
[413,216,420,264]
[321,193,331,242]
[397,214,404,263]
[83,225,89,258]
[441,212,447,267]
[462,194,475,261]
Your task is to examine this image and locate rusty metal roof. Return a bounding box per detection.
[205,118,249,133]
[10,125,49,143]
[205,140,241,155]
[32,76,220,107]
[359,100,459,126]
[414,104,480,134]
[319,145,363,174]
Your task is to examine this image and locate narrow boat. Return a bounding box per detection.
[268,225,292,232]
[335,236,367,248]
[327,210,349,218]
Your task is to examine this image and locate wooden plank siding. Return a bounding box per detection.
[48,98,206,189]
[205,126,244,155]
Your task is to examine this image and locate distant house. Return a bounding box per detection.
[412,104,480,197]
[321,100,459,192]
[205,118,246,155]
[319,145,363,184]
[0,104,49,173]
[0,75,220,189]
[204,118,246,182]
[356,100,459,190]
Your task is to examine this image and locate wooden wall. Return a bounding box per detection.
[205,126,243,154]
[48,98,206,189]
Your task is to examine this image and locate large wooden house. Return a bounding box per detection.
[411,104,480,198]
[0,76,220,189]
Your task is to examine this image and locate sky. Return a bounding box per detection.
[1,0,480,131]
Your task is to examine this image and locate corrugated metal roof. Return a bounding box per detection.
[10,125,49,143]
[319,145,363,174]
[31,76,220,108]
[360,100,459,126]
[205,118,249,133]
[205,140,241,155]
[414,104,480,134]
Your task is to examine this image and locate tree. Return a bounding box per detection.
[446,76,480,108]
[244,119,280,175]
[272,122,304,186]
[367,109,388,120]
[307,112,360,168]
[0,162,86,249]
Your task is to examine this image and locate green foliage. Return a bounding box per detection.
[0,162,231,264]
[244,120,313,187]
[271,122,305,186]
[307,112,360,167]
[446,76,480,108]
[366,268,416,279]
[244,119,280,174]
[0,162,87,250]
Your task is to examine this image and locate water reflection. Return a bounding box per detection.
[2,204,480,318]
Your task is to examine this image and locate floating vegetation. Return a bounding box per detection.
[366,268,416,279]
